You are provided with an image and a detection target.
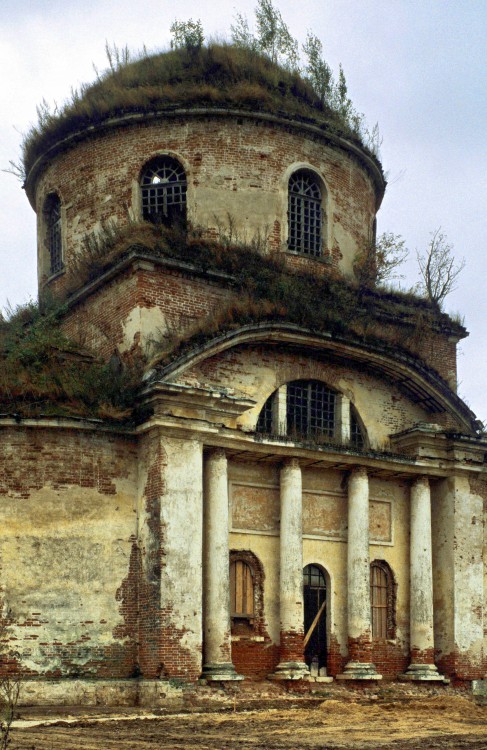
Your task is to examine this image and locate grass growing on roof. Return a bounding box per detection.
[21,43,379,181]
[0,299,143,421]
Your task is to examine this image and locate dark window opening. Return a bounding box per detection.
[256,394,274,434]
[303,564,327,669]
[140,157,187,228]
[288,171,322,257]
[45,194,63,275]
[350,406,365,449]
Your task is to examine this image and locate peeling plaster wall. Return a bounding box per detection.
[228,461,410,677]
[0,426,138,677]
[137,432,203,681]
[432,476,485,678]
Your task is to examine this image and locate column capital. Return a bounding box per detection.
[207,447,226,462]
[411,475,430,490]
[282,457,300,471]
[351,465,368,477]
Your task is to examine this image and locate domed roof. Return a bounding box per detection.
[22,43,382,191]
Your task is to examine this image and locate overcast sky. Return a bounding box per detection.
[1,0,486,425]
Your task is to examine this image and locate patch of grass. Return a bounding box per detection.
[4,226,462,421]
[0,300,143,422]
[22,43,378,182]
[68,223,460,372]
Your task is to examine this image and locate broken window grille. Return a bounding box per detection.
[288,171,322,257]
[140,157,187,227]
[45,194,63,275]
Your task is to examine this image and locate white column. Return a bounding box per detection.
[273,384,288,435]
[338,466,381,680]
[403,476,443,680]
[271,458,309,679]
[336,394,351,444]
[201,449,242,681]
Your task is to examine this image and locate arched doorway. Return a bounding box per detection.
[303,564,327,670]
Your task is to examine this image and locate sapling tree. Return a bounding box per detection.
[416,228,465,308]
[302,32,333,104]
[231,0,299,70]
[354,232,408,288]
[170,19,204,52]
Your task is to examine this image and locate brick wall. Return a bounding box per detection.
[34,112,378,293]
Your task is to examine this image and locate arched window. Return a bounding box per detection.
[230,559,254,621]
[370,561,395,639]
[256,382,367,450]
[140,156,187,228]
[44,194,63,275]
[287,380,335,440]
[288,170,323,257]
[303,564,327,669]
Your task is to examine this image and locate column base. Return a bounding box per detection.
[400,663,449,682]
[269,661,310,681]
[336,661,382,681]
[200,662,243,682]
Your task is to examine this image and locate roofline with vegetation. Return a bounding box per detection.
[143,321,480,434]
[24,105,386,208]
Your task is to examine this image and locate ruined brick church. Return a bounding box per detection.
[1,45,486,704]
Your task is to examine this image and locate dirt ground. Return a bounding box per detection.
[10,689,487,750]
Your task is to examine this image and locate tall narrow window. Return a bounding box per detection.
[287,380,335,440]
[370,561,395,639]
[288,170,322,257]
[45,194,63,275]
[303,564,327,669]
[140,156,187,227]
[230,560,254,620]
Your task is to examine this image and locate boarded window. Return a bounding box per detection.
[230,560,254,619]
[370,561,395,639]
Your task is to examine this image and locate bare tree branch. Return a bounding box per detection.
[416,228,465,308]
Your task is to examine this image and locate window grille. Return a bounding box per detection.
[370,562,390,639]
[350,406,365,449]
[256,394,274,434]
[45,195,63,275]
[303,564,326,590]
[140,157,187,226]
[287,380,335,440]
[288,171,322,257]
[230,560,254,619]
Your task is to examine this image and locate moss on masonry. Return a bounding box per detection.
[1,223,465,423]
[0,299,143,422]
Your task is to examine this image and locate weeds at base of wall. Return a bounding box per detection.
[0,675,20,750]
